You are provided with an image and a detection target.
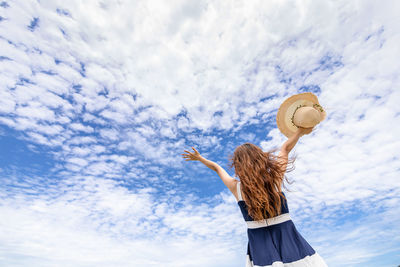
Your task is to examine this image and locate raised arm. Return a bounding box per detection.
[282,130,301,153]
[182,147,238,197]
[277,127,314,181]
[282,126,313,153]
[199,157,236,189]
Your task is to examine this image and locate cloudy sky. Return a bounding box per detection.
[0,0,399,266]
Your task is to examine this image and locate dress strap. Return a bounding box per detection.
[236,181,243,201]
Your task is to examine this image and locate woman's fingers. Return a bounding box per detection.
[182,151,194,159]
[182,148,200,162]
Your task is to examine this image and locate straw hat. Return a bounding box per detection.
[276,92,327,138]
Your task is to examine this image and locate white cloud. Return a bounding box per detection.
[0,0,399,266]
[0,176,247,266]
[69,122,94,133]
[99,127,119,141]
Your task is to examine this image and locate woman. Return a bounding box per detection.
[182,126,328,266]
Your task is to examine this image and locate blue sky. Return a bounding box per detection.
[0,0,400,266]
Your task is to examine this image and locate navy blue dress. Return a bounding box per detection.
[236,181,328,267]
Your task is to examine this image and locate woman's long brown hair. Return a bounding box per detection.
[228,143,296,221]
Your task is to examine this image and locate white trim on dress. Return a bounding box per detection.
[246,213,292,229]
[246,252,329,267]
[237,181,243,201]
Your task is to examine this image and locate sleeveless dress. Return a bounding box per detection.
[236,181,328,267]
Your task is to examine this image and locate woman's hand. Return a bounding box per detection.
[182,147,203,161]
[296,126,314,136]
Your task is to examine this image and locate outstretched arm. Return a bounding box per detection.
[277,127,314,183]
[182,147,237,195]
[282,127,313,152]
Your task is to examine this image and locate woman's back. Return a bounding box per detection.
[237,182,289,222]
[236,181,328,267]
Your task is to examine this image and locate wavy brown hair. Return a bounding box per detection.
[228,143,297,221]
